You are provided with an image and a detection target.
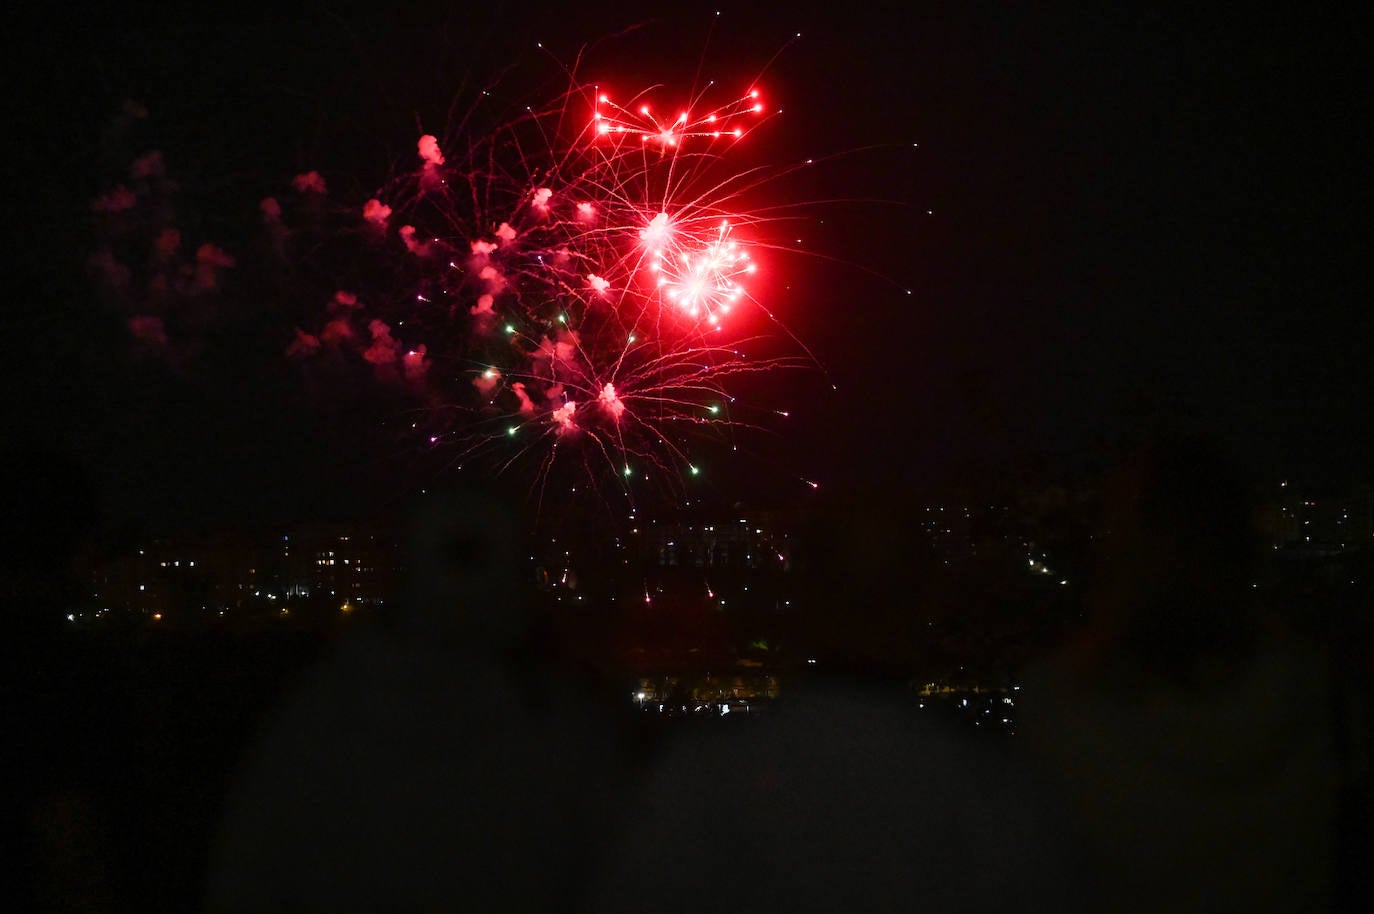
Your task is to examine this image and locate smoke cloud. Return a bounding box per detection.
[286,328,321,357]
[363,198,392,226]
[194,243,236,291]
[551,399,577,432]
[418,134,445,167]
[363,319,399,365]
[292,171,327,194]
[511,382,535,413]
[130,150,165,179]
[92,186,136,214]
[321,318,354,344]
[600,382,626,419]
[129,315,167,346]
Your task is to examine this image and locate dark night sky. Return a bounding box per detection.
[6,2,1368,532]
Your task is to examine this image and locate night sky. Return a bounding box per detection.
[7,2,1367,533]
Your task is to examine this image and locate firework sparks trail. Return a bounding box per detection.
[592,87,764,146]
[282,61,815,507]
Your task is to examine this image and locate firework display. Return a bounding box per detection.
[281,71,810,507]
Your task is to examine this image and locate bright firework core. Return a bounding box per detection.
[652,221,753,326]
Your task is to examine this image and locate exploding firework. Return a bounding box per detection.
[592,87,764,147]
[280,56,813,510]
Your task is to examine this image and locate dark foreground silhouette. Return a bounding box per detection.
[13,440,1364,911]
[590,677,1085,913]
[204,486,1086,913]
[1020,439,1344,912]
[204,489,630,912]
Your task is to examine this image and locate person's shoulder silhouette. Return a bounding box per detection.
[1021,436,1340,912]
[593,677,1084,913]
[207,487,628,913]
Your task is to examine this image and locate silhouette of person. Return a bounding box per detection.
[205,487,630,913]
[4,444,126,913]
[589,673,1085,913]
[1021,437,1340,912]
